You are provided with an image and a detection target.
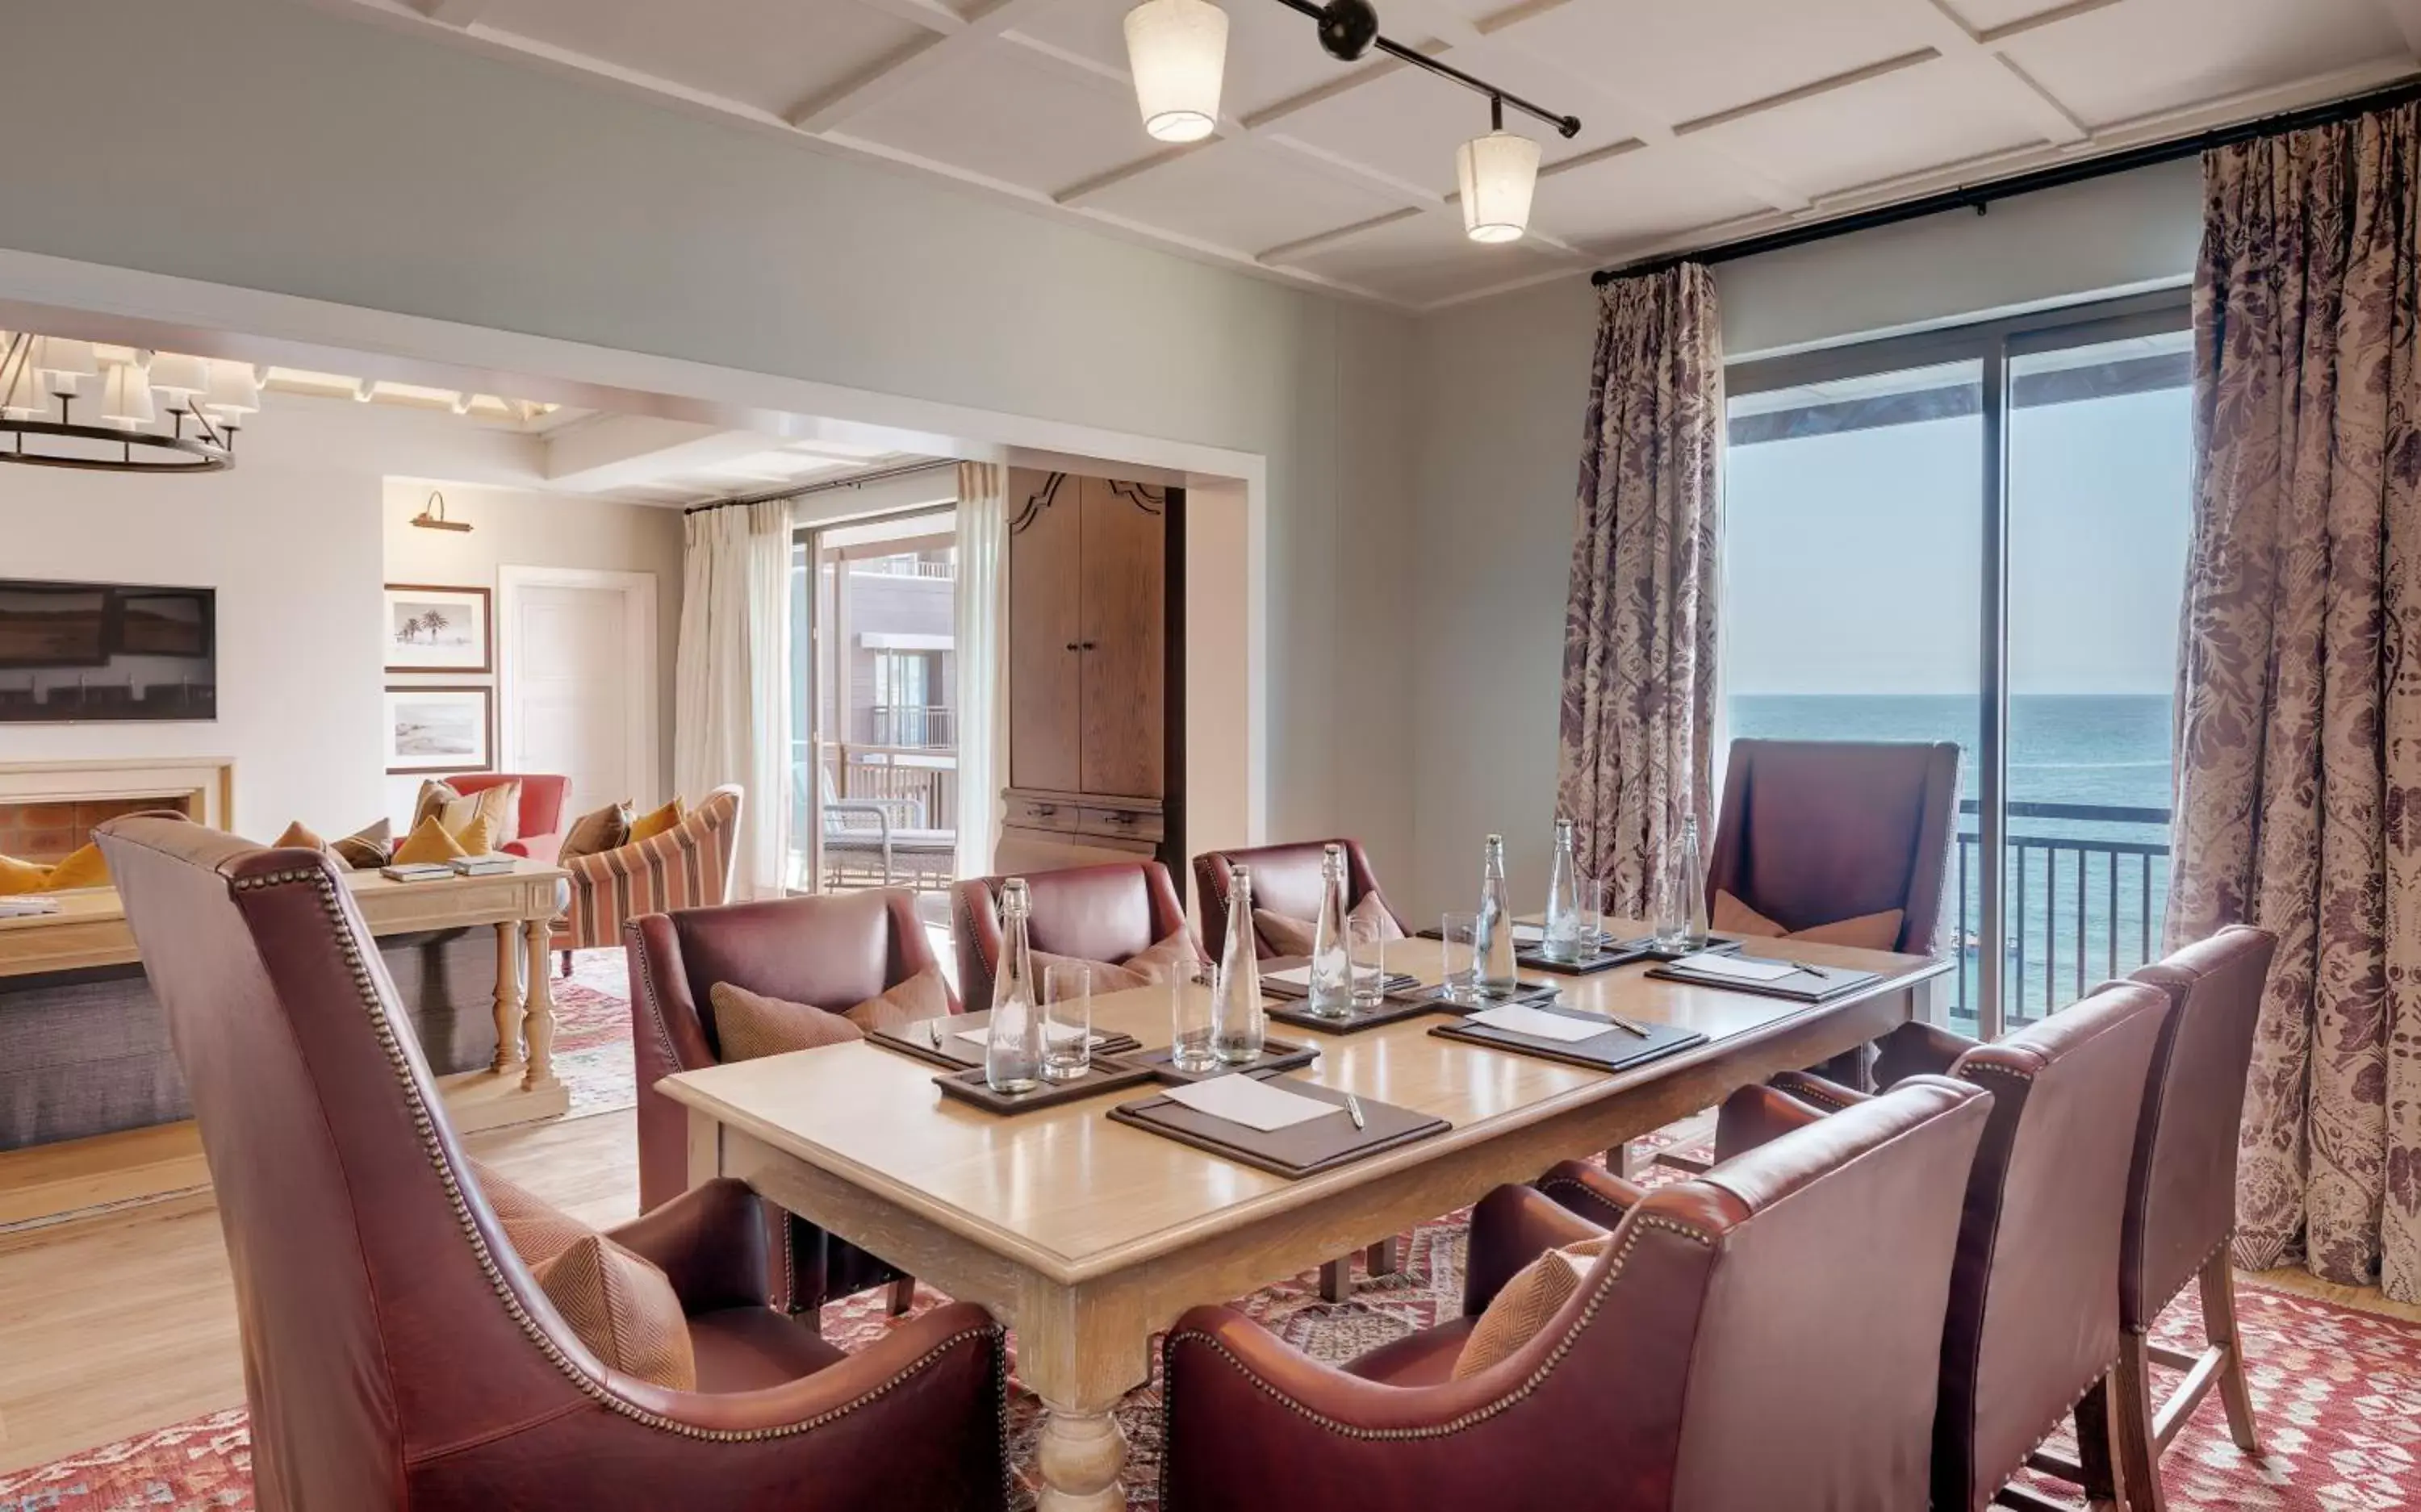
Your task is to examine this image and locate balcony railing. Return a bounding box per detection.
[852,558,955,580]
[1951,800,2171,1030]
[787,741,960,893]
[863,704,954,748]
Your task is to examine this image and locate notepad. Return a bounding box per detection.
[1264,964,1319,989]
[1466,1003,1616,1043]
[1511,923,1544,943]
[1160,1074,1340,1132]
[1672,951,1800,984]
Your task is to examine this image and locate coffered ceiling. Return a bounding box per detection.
[321,0,2421,310]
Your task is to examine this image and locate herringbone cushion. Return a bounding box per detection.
[842,967,953,1035]
[1451,1235,1613,1380]
[709,981,865,1061]
[1253,893,1404,955]
[533,1234,696,1390]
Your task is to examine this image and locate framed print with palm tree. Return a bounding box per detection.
[383,583,492,674]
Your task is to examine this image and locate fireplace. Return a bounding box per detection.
[0,758,233,864]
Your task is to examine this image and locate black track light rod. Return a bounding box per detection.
[1267,0,1582,139]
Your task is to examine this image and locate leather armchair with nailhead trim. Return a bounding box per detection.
[1191,838,1409,960]
[951,860,1193,1009]
[1160,1077,1992,1512]
[100,817,1007,1512]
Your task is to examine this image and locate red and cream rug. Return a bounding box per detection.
[549,946,639,1119]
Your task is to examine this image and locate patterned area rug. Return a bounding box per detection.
[549,946,637,1119]
[7,1218,2418,1511]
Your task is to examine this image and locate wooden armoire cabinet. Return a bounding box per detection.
[1000,468,1184,880]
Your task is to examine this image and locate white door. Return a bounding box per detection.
[500,570,659,820]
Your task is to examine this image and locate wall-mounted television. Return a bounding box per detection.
[0,578,217,723]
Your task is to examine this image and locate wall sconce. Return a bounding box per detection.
[410,491,470,533]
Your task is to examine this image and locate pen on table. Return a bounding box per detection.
[1344,1092,1367,1130]
[1602,1010,1654,1038]
[1789,962,1828,981]
[927,1020,943,1048]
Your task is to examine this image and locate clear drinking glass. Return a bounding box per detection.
[1348,913,1387,1007]
[1169,959,1219,1072]
[1042,963,1092,1082]
[1440,911,1480,1005]
[1580,876,1610,950]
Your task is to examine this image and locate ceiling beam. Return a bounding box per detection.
[789,0,1064,134]
[543,416,793,493]
[1907,0,2089,144]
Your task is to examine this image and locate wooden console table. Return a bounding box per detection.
[0,862,572,1225]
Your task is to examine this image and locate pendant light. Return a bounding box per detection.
[147,352,212,407]
[1456,96,1540,244]
[1123,0,1229,143]
[98,360,157,429]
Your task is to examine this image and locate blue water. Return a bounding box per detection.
[1725,693,2172,1025]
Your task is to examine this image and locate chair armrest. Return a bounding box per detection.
[1462,1181,1610,1314]
[506,833,564,867]
[604,1177,770,1314]
[822,800,893,838]
[1532,1163,1646,1243]
[1712,1082,1843,1163]
[1872,1020,1978,1088]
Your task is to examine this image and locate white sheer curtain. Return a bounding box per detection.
[674,497,793,900]
[954,462,1010,879]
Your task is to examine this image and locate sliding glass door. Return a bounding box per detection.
[1724,292,2192,1035]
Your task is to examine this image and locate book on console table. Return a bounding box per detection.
[379,863,457,883]
[449,855,518,876]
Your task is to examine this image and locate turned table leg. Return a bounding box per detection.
[490,920,524,1073]
[1037,1406,1127,1512]
[521,916,559,1093]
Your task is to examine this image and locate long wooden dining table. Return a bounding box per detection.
[662,925,1954,1511]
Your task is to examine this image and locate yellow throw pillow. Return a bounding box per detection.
[272,821,328,854]
[627,798,685,844]
[841,967,954,1036]
[559,800,634,863]
[0,854,51,896]
[44,843,109,891]
[1452,1234,1613,1379]
[392,814,469,866]
[415,779,517,849]
[708,981,865,1061]
[1711,889,1905,953]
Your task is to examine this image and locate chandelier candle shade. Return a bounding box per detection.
[1458,100,1541,243]
[1124,0,1228,143]
[0,333,243,472]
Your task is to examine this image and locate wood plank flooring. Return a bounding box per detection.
[0,1109,638,1476]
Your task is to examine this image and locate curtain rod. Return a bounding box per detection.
[1591,76,2421,287]
[682,458,958,515]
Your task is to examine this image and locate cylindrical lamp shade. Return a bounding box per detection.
[1124,0,1227,143]
[148,352,212,403]
[1456,129,1541,243]
[100,361,157,428]
[203,360,261,420]
[36,337,99,393]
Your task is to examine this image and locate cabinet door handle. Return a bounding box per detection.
[1033,804,1058,817]
[1064,641,1081,651]
[1079,640,1098,650]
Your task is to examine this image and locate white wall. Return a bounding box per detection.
[1403,161,2203,921]
[0,0,1422,883]
[380,479,684,823]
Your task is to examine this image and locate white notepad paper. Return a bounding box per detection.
[1263,964,1315,988]
[1511,923,1544,943]
[1468,1003,1615,1043]
[1674,951,1800,984]
[1161,1075,1340,1132]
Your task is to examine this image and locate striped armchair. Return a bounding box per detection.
[553,785,742,971]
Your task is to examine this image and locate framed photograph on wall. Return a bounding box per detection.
[383,685,494,775]
[383,583,492,674]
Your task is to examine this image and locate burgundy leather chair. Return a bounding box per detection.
[1869,926,2278,1511]
[96,817,1005,1512]
[950,859,1191,1009]
[1557,980,2172,1512]
[1191,838,1409,959]
[1707,739,1961,955]
[627,888,952,1317]
[1161,1076,1991,1512]
[441,771,571,865]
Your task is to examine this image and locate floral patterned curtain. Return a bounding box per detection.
[1556,265,1723,917]
[2168,102,2421,1298]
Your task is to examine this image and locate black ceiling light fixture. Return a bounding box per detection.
[1122,0,1579,244]
[0,332,255,474]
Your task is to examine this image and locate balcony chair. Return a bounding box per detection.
[439,771,571,866]
[1191,837,1411,960]
[1868,925,2277,1512]
[628,888,956,1319]
[1160,1076,1992,1512]
[554,784,741,973]
[95,815,1006,1512]
[949,859,1195,1010]
[813,762,956,890]
[1552,978,2172,1512]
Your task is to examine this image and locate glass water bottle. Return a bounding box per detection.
[1308,844,1353,1018]
[1475,834,1518,998]
[1542,817,1583,963]
[1654,816,1709,951]
[1213,865,1268,1063]
[985,878,1044,1092]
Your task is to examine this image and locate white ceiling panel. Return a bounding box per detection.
[1686,54,2046,198]
[1280,209,1570,305]
[479,0,931,116]
[324,0,2421,310]
[1084,140,1410,255]
[842,43,1148,194]
[1998,0,2406,129]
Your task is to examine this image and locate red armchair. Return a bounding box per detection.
[96,816,1006,1512]
[1191,837,1410,959]
[627,889,954,1316]
[1160,1076,1992,1512]
[441,772,571,865]
[950,860,1193,1009]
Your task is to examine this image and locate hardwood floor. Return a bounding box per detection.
[0,1109,638,1476]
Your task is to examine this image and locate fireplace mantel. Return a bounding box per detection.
[0,758,235,859]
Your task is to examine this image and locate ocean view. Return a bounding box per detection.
[1726,692,2173,1025]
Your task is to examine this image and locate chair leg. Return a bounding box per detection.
[2200,1248,2261,1454]
[2071,1367,2130,1512]
[889,1275,916,1316]
[2109,1334,2166,1512]
[1319,1259,1350,1302]
[1612,1142,1652,1180]
[558,950,573,978]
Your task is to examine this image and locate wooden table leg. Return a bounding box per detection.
[490,921,524,1074]
[1017,1281,1151,1512]
[521,917,559,1094]
[1037,1407,1126,1512]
